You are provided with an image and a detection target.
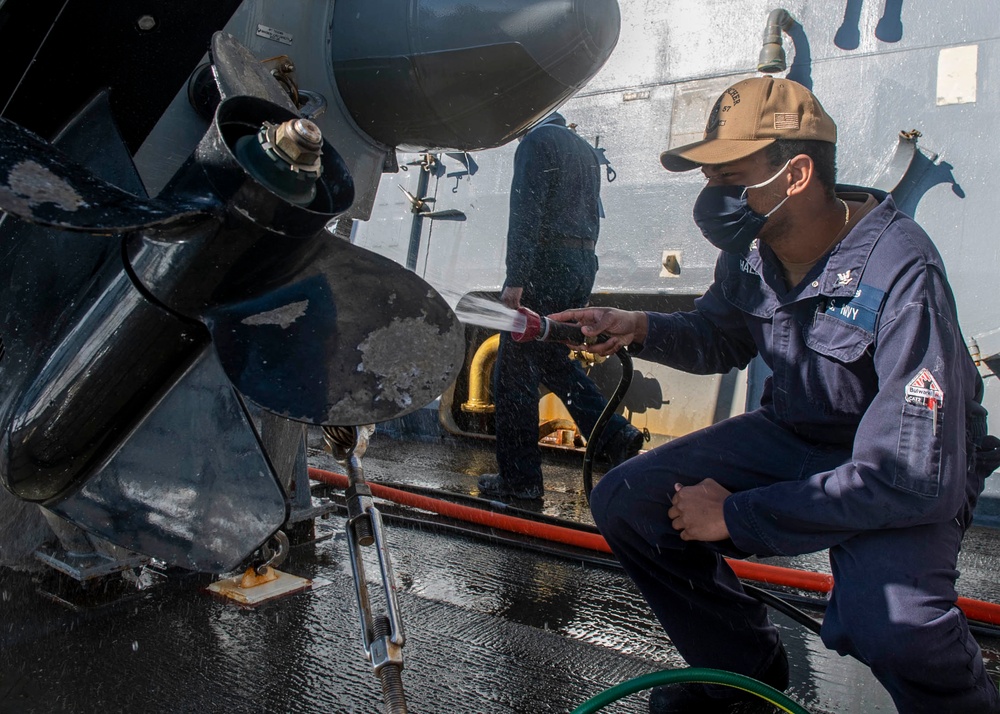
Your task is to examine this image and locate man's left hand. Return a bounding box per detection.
[668,479,731,542]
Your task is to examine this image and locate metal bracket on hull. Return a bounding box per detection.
[872,129,928,193]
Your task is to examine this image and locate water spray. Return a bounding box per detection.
[453,294,527,333]
[453,296,590,345]
[454,295,635,501]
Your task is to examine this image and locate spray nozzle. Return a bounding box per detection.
[511,307,587,344]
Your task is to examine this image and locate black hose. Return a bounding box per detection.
[742,582,823,637]
[582,346,634,503]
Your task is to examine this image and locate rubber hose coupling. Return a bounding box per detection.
[511,307,586,344]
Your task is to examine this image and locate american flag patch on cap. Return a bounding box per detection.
[773,113,800,130]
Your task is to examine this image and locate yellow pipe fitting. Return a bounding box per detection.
[569,349,606,368]
[538,418,582,446]
[461,333,501,413]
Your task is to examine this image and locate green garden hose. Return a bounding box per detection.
[571,667,812,714]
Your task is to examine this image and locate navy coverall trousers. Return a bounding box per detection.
[592,406,998,714]
[494,249,631,487]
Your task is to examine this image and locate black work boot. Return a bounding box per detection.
[477,473,543,500]
[648,644,789,714]
[603,425,645,468]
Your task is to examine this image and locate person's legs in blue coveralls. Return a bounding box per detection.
[591,407,999,713]
[492,332,636,494]
[484,251,642,497]
[823,521,998,713]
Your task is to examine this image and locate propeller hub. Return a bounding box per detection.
[263,118,324,176]
[234,115,327,207]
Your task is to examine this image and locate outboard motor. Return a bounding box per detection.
[0,33,465,572]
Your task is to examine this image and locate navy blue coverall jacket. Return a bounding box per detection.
[642,191,982,555]
[590,191,999,713]
[504,115,601,297]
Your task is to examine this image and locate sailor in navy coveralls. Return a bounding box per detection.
[478,112,642,500]
[551,77,999,714]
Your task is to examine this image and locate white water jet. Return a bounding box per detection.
[453,294,527,333]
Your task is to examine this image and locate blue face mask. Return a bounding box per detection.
[691,161,791,254]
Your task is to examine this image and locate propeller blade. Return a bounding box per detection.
[0,118,210,233]
[204,236,466,426]
[0,91,139,378]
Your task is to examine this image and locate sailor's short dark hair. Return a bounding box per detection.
[766,139,837,198]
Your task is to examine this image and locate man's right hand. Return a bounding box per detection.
[545,307,647,356]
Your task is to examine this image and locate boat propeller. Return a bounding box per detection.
[0,32,465,571]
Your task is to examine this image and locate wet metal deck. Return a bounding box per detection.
[2,430,999,714]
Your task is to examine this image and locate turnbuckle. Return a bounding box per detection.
[328,425,408,714]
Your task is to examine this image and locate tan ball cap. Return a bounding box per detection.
[660,76,837,172]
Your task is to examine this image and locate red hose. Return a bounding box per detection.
[308,466,1000,626]
[310,467,612,552]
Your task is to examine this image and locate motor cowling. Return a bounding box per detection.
[330,0,621,151]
